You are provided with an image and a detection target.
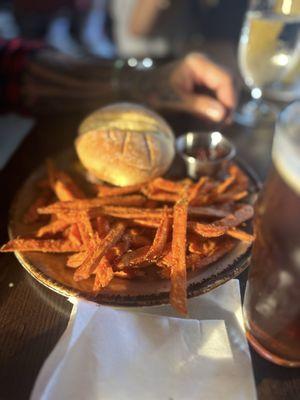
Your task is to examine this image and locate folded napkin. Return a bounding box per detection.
[0,113,34,170]
[31,280,256,400]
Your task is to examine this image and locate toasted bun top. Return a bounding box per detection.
[75,103,175,187]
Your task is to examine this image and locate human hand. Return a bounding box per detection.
[142,53,237,123]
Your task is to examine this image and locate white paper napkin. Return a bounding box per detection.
[0,113,34,170]
[31,280,257,400]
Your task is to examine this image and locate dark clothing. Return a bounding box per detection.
[0,38,43,110]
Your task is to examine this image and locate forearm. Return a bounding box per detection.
[22,49,179,114]
[0,37,179,114]
[23,50,120,113]
[119,61,180,109]
[1,41,235,122]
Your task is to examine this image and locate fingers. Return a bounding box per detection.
[181,94,228,122]
[184,53,237,111]
[159,94,228,122]
[149,53,237,122]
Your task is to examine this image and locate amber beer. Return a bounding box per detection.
[244,102,300,367]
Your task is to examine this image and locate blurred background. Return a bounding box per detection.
[1,0,299,113]
[0,0,247,62]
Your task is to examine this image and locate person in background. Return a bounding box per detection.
[110,0,169,58]
[110,0,248,58]
[0,38,236,123]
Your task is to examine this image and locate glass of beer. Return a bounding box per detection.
[236,0,300,127]
[244,101,300,367]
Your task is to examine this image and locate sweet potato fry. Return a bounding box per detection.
[106,237,131,262]
[188,237,217,256]
[188,176,208,203]
[93,215,110,239]
[146,207,170,261]
[132,219,161,228]
[188,221,228,237]
[101,205,228,221]
[53,182,69,201]
[93,256,114,292]
[132,209,228,229]
[64,223,83,246]
[189,180,218,206]
[189,206,229,218]
[141,186,180,203]
[97,183,142,197]
[187,238,236,271]
[67,251,87,268]
[67,228,130,268]
[72,243,97,279]
[1,238,83,253]
[23,189,52,224]
[170,197,188,315]
[74,222,125,281]
[148,192,180,202]
[59,174,85,199]
[226,228,254,243]
[47,159,85,200]
[187,194,210,206]
[189,204,254,238]
[54,208,104,223]
[76,212,94,244]
[228,163,249,191]
[215,175,235,194]
[149,177,192,193]
[116,245,151,269]
[156,242,172,269]
[216,204,254,228]
[36,219,70,237]
[38,195,146,214]
[100,206,170,220]
[53,180,76,201]
[210,190,248,204]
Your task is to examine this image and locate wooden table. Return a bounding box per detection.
[0,112,299,400]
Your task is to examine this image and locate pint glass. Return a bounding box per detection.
[244,101,300,367]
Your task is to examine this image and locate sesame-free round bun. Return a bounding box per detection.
[75,103,175,186]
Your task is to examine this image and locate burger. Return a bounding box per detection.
[75,103,175,186]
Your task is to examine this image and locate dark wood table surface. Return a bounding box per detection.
[0,110,299,400]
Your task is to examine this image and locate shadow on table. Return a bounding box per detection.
[0,254,25,305]
[0,326,65,400]
[251,348,300,400]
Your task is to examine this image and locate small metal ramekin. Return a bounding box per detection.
[176,131,236,179]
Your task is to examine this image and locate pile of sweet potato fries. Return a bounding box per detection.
[1,160,254,313]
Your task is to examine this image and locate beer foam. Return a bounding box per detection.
[272,129,300,195]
